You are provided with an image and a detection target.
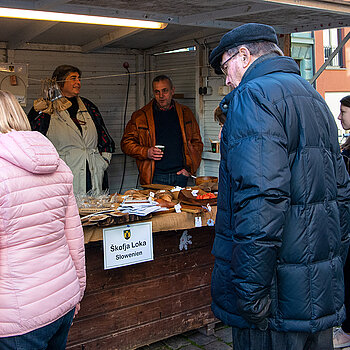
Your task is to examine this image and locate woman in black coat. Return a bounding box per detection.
[334,95,350,348]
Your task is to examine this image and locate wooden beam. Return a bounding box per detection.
[259,0,350,14]
[0,0,71,10]
[82,28,143,53]
[5,0,69,49]
[0,1,240,29]
[278,19,350,33]
[7,21,58,49]
[283,33,291,56]
[25,2,179,24]
[1,41,141,54]
[35,0,71,10]
[179,3,281,24]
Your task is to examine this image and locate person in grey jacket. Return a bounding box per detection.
[209,23,350,350]
[28,65,115,195]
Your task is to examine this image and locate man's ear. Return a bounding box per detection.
[240,47,251,69]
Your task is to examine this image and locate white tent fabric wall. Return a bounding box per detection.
[153,50,197,113]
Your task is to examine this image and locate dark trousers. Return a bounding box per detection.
[0,308,75,350]
[152,172,188,187]
[232,327,333,350]
[343,251,350,333]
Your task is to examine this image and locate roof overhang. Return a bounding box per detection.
[0,0,350,52]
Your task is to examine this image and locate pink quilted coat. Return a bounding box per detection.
[0,130,86,337]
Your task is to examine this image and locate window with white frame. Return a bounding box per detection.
[323,28,344,67]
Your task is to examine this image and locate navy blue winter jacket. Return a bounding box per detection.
[211,54,350,332]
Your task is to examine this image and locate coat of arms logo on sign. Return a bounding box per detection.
[123,229,131,240]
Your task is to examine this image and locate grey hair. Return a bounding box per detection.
[228,41,284,58]
[152,75,173,89]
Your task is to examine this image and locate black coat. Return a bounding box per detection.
[212,54,350,332]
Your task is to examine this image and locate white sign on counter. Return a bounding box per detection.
[103,221,153,269]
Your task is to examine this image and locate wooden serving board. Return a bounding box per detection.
[141,184,174,191]
[180,205,203,214]
[152,208,175,215]
[80,210,152,227]
[79,207,113,216]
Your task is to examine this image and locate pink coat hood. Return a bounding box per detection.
[0,130,59,174]
[0,130,86,337]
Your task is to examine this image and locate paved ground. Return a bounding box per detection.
[137,324,350,350]
[137,323,232,350]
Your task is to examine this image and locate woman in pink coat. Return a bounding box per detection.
[0,91,86,349]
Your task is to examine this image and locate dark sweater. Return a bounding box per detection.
[153,102,184,174]
[66,97,82,133]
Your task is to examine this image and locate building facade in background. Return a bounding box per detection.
[292,28,350,141]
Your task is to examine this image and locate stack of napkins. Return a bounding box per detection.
[118,198,167,216]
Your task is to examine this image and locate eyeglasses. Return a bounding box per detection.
[220,51,239,75]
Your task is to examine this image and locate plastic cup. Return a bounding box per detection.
[211,141,220,153]
[155,145,165,152]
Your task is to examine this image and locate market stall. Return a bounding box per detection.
[66,186,218,350]
[2,3,350,350]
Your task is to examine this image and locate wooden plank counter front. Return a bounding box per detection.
[66,209,217,350]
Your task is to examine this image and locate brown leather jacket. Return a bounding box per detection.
[121,99,203,185]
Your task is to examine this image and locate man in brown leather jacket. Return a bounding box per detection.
[121,75,203,186]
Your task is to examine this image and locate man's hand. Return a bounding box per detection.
[147,147,163,160]
[237,295,271,331]
[177,169,190,177]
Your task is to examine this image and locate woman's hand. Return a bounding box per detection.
[74,303,81,318]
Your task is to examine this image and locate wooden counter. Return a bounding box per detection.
[83,206,217,243]
[66,210,217,350]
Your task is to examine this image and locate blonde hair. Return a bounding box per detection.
[0,90,31,133]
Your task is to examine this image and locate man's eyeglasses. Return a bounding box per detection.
[220,51,239,75]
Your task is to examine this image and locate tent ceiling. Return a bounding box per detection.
[1,0,350,52]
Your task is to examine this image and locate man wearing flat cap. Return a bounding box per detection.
[209,23,350,349]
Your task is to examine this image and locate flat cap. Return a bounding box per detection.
[209,23,278,74]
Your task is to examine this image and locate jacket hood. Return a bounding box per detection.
[0,130,59,174]
[220,55,300,112]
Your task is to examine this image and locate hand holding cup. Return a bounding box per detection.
[148,145,164,160]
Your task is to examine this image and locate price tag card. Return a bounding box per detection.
[191,190,199,197]
[195,216,202,227]
[175,203,182,213]
[207,218,215,226]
